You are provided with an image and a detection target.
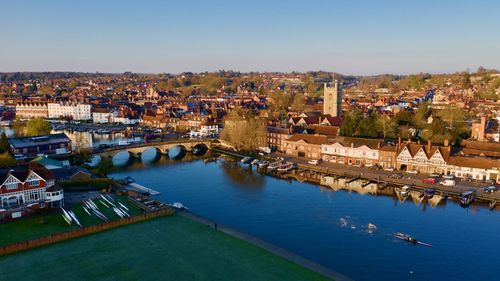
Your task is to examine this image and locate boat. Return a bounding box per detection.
[61,208,73,224]
[113,207,124,218]
[424,188,435,198]
[83,205,91,216]
[68,211,82,228]
[267,160,284,171]
[240,157,252,164]
[172,202,188,210]
[251,159,260,165]
[100,194,116,207]
[277,162,296,172]
[118,202,129,211]
[258,160,269,167]
[400,185,411,197]
[367,223,377,230]
[99,200,109,208]
[393,232,432,247]
[61,214,72,225]
[460,190,475,207]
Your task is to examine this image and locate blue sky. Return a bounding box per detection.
[0,0,499,74]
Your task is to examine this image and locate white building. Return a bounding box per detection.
[92,108,117,124]
[321,137,382,167]
[190,124,219,138]
[48,102,92,120]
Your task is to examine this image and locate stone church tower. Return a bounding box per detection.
[323,76,342,117]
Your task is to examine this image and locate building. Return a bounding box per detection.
[15,101,48,119]
[321,137,383,167]
[448,156,500,181]
[396,140,450,174]
[92,108,117,124]
[378,145,398,169]
[471,116,487,141]
[0,164,64,218]
[51,167,95,182]
[323,79,342,117]
[48,102,92,120]
[267,126,291,152]
[283,134,328,159]
[9,133,72,157]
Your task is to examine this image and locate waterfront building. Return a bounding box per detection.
[396,140,450,174]
[323,79,342,117]
[0,164,63,218]
[266,126,291,152]
[283,134,327,159]
[321,137,383,167]
[9,133,72,157]
[48,102,92,120]
[92,108,117,124]
[447,156,500,181]
[15,101,48,119]
[378,145,398,169]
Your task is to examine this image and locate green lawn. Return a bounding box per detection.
[0,195,142,247]
[0,215,331,281]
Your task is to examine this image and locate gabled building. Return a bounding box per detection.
[283,134,328,159]
[0,164,63,218]
[321,137,384,167]
[396,140,450,174]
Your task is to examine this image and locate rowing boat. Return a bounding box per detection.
[394,232,432,247]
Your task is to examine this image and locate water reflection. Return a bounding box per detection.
[219,159,264,190]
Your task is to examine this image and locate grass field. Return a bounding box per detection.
[0,195,142,247]
[0,215,331,281]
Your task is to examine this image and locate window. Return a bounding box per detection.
[6,183,18,190]
[28,180,40,187]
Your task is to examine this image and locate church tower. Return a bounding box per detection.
[323,76,342,117]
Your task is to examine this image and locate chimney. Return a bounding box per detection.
[427,140,432,154]
[351,142,354,148]
[444,138,449,147]
[398,136,402,147]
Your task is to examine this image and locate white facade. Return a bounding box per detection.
[48,103,92,120]
[321,142,379,166]
[396,145,448,173]
[92,110,117,124]
[190,125,219,138]
[113,116,140,125]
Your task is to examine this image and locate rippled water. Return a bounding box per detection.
[110,157,500,281]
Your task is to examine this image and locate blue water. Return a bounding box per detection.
[110,158,500,281]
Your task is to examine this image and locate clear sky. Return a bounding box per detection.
[0,0,499,75]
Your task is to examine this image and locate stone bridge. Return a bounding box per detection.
[96,139,215,159]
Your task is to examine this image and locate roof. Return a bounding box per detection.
[448,156,500,169]
[31,157,67,169]
[8,133,71,149]
[0,163,55,183]
[51,167,93,180]
[285,134,328,145]
[321,116,343,126]
[309,125,339,137]
[328,136,385,149]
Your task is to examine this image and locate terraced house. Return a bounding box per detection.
[396,140,450,174]
[321,137,384,167]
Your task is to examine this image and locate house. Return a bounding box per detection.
[51,167,95,182]
[283,134,328,159]
[378,145,398,169]
[92,108,117,124]
[0,164,63,218]
[447,156,500,181]
[48,102,92,120]
[396,140,450,174]
[321,137,384,167]
[15,101,48,119]
[266,126,291,152]
[9,133,72,157]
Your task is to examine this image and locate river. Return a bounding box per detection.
[109,155,500,281]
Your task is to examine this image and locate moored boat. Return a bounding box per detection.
[393,232,432,247]
[241,157,252,164]
[267,160,284,171]
[424,188,435,198]
[400,185,411,197]
[277,162,296,172]
[460,190,475,207]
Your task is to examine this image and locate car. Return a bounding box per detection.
[308,159,321,165]
[390,173,403,179]
[483,185,499,193]
[429,173,440,178]
[442,174,454,179]
[98,144,111,149]
[422,178,437,184]
[384,167,395,172]
[407,169,418,174]
[440,179,456,186]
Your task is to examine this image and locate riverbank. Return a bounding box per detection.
[0,214,338,281]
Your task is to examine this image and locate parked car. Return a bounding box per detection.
[384,167,395,172]
[483,185,499,193]
[422,178,437,184]
[390,173,403,179]
[440,179,456,186]
[308,159,321,165]
[442,174,454,179]
[429,173,440,178]
[407,169,418,174]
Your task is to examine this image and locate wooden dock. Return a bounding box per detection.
[128,183,160,196]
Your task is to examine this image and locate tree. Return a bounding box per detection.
[26,118,51,136]
[395,110,413,125]
[221,110,267,152]
[461,71,472,89]
[354,112,380,138]
[413,103,429,131]
[339,110,362,137]
[378,115,397,139]
[96,157,114,176]
[0,152,16,168]
[0,133,9,153]
[290,93,307,112]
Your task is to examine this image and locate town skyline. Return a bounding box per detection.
[1,0,499,74]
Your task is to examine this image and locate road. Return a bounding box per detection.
[272,152,500,202]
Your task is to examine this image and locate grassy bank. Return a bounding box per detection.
[0,215,332,281]
[0,196,142,247]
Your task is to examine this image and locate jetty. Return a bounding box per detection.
[128,183,160,196]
